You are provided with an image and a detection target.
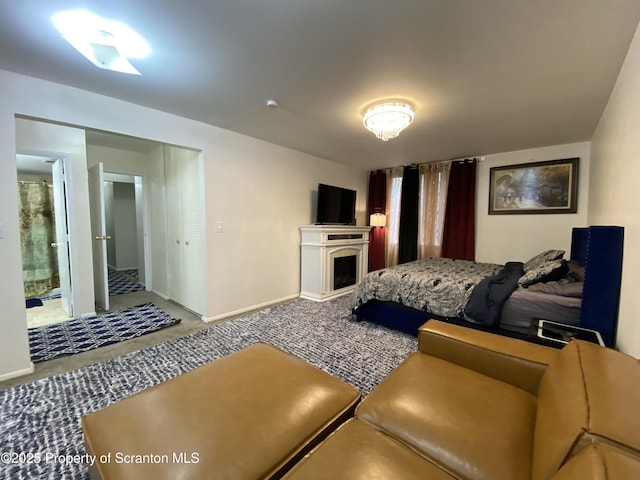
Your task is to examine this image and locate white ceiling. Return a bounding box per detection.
[16,154,57,176]
[2,1,639,171]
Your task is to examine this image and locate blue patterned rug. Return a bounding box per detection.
[108,267,145,296]
[0,296,416,480]
[28,303,181,363]
[123,268,139,280]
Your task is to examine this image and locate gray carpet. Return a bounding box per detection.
[0,296,417,479]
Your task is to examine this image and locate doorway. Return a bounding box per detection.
[88,165,149,312]
[86,137,204,316]
[16,153,74,328]
[15,119,205,327]
[103,173,147,298]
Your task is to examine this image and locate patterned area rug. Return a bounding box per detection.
[108,267,145,296]
[28,303,181,362]
[123,268,139,280]
[0,296,416,480]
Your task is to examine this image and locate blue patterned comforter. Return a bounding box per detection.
[352,258,503,318]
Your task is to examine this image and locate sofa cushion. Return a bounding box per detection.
[551,444,640,480]
[282,419,456,480]
[356,352,537,480]
[532,341,640,480]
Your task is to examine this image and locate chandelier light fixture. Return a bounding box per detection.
[362,101,414,141]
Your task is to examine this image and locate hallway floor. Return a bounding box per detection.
[26,299,71,328]
[2,291,209,390]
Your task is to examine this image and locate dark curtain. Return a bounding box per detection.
[442,159,477,261]
[367,171,386,271]
[397,166,419,264]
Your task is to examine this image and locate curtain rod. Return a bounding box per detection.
[453,156,485,164]
[18,180,50,185]
[370,156,486,173]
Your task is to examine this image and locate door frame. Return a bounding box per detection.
[88,162,109,311]
[16,148,77,319]
[51,157,73,317]
[102,172,151,291]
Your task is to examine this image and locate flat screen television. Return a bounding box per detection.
[315,183,356,225]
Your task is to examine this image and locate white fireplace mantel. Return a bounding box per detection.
[299,225,371,302]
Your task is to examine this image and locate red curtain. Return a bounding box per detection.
[367,171,386,271]
[442,160,476,261]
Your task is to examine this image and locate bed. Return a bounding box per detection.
[352,226,624,347]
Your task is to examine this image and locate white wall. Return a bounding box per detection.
[476,142,590,264]
[0,69,367,379]
[589,22,640,357]
[0,120,32,380]
[205,132,368,320]
[112,182,138,270]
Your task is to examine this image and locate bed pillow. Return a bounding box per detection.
[527,281,584,298]
[566,260,586,282]
[518,259,569,287]
[523,249,566,272]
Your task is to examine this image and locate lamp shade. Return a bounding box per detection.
[370,213,386,227]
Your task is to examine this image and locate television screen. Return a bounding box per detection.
[316,183,356,225]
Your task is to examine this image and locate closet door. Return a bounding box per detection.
[180,149,204,313]
[165,147,184,306]
[164,146,204,315]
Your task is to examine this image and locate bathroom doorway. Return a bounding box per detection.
[16,153,74,328]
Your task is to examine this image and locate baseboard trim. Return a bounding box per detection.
[0,362,35,382]
[113,266,138,272]
[80,311,97,319]
[202,294,299,323]
[300,289,353,302]
[151,290,171,301]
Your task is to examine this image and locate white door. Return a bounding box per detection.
[51,158,73,317]
[165,148,186,305]
[164,146,204,314]
[88,163,109,311]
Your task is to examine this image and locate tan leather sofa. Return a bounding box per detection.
[283,320,640,480]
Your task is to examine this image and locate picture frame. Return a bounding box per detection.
[488,157,579,215]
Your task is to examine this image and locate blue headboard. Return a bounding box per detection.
[570,226,624,348]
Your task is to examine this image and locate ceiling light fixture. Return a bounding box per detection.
[52,9,150,75]
[362,101,414,141]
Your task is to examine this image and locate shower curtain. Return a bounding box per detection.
[18,183,59,297]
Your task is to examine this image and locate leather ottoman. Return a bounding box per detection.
[81,342,360,480]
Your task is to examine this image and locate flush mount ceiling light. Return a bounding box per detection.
[362,101,414,141]
[52,9,150,75]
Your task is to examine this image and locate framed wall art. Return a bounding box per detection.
[488,157,579,215]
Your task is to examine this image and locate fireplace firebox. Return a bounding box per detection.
[333,255,357,290]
